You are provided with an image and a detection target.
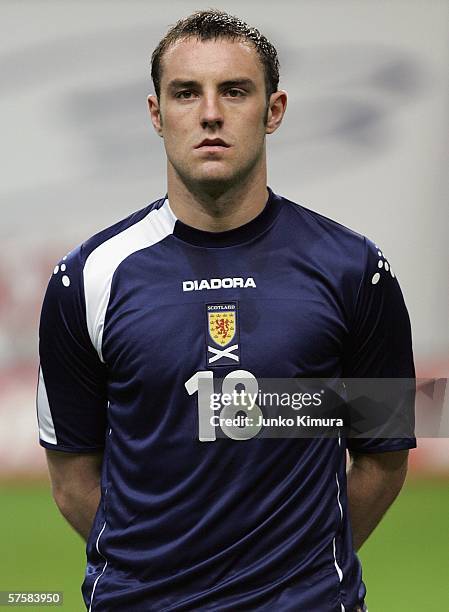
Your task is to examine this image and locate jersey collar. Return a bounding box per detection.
[166,186,282,248]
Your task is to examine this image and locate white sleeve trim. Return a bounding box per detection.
[37,366,57,445]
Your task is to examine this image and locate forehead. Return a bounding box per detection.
[160,37,264,86]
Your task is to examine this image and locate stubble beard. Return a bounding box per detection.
[165,104,269,200]
[171,141,265,200]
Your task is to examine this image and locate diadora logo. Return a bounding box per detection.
[182,277,256,292]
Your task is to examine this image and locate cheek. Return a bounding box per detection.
[236,105,267,130]
[235,116,266,146]
[163,120,190,149]
[161,104,188,129]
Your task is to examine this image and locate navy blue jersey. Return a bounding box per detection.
[37,187,415,611]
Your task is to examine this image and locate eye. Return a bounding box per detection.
[225,89,245,98]
[175,91,196,100]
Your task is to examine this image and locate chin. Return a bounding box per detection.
[188,167,237,187]
[173,159,253,193]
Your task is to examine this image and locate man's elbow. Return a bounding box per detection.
[51,481,100,520]
[45,448,103,514]
[389,461,408,498]
[51,486,78,520]
[350,449,410,494]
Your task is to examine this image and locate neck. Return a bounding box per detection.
[166,161,269,232]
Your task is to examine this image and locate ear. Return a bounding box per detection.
[265,90,288,135]
[148,94,163,136]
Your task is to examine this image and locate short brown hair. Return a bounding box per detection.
[151,9,280,101]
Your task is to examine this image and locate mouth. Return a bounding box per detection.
[194,138,231,150]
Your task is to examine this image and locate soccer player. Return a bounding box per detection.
[36,9,415,611]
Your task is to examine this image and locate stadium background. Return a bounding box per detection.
[0,1,447,610]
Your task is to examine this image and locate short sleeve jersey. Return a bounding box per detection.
[37,187,415,611]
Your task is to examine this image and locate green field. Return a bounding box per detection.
[1,478,447,611]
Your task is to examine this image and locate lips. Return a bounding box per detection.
[195,138,230,148]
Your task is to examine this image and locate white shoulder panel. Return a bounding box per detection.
[83,200,176,361]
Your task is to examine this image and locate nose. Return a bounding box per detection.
[200,93,224,129]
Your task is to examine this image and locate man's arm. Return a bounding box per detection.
[45,449,104,542]
[346,448,409,552]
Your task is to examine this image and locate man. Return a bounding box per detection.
[37,9,415,611]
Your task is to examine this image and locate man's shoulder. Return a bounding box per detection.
[278,192,365,247]
[80,196,167,263]
[276,192,371,270]
[50,196,168,288]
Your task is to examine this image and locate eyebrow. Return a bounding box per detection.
[167,78,256,93]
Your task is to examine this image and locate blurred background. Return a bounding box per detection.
[0,1,448,610]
